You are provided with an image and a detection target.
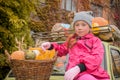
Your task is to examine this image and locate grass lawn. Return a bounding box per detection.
[5,76,64,80]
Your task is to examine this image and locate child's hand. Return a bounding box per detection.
[64,66,80,80]
[41,42,51,51]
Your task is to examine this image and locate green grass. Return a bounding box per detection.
[5,76,64,80]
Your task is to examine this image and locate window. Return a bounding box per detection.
[91,3,103,17]
[61,0,76,11]
[111,49,120,78]
[101,44,107,70]
[52,42,67,75]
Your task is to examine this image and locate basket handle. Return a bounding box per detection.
[4,50,11,62]
[54,51,58,60]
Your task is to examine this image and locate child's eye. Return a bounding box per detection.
[81,23,86,26]
[75,23,86,26]
[75,24,80,26]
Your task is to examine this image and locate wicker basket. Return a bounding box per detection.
[8,55,57,80]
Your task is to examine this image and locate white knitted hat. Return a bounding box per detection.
[73,11,94,28]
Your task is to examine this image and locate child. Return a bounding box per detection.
[41,11,110,80]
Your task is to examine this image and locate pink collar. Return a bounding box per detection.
[77,33,94,40]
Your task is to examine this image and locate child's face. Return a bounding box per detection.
[74,20,91,37]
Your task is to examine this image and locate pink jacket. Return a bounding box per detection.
[52,33,110,79]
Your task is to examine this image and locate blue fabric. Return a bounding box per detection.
[61,23,70,29]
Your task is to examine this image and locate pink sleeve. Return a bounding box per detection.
[51,42,68,57]
[80,38,104,72]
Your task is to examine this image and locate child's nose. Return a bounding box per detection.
[78,26,82,29]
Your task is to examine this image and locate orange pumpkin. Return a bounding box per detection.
[92,17,108,27]
[56,62,64,67]
[11,51,25,60]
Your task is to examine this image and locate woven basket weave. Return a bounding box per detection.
[9,57,56,80]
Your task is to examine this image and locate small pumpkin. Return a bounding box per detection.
[25,50,36,60]
[10,51,25,60]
